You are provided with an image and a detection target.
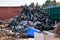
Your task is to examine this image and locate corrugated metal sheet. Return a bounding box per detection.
[0,7,22,20]
[42,6,60,22]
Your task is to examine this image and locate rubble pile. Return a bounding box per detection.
[0,3,55,39]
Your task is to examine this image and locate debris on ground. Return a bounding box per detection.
[0,3,56,40]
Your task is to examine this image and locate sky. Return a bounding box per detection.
[0,0,60,6]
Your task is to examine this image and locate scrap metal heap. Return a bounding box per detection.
[0,3,56,40]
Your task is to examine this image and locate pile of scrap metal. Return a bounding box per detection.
[0,3,56,39]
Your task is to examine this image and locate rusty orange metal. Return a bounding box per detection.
[0,7,22,20]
